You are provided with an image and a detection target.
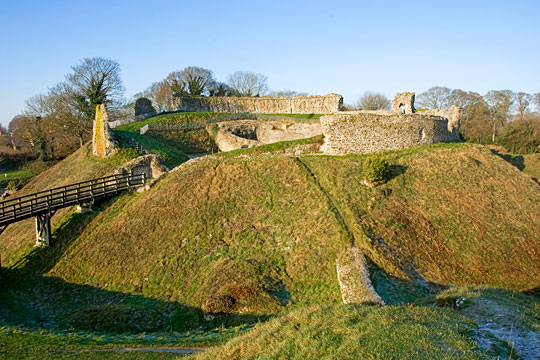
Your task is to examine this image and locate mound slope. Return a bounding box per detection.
[0,146,138,266]
[35,143,540,316]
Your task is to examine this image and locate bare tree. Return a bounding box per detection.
[207,81,237,97]
[416,86,452,109]
[515,92,531,121]
[164,66,215,96]
[484,90,515,142]
[10,113,54,159]
[48,82,91,148]
[227,71,268,97]
[532,92,540,112]
[67,57,125,121]
[155,80,174,111]
[356,91,391,110]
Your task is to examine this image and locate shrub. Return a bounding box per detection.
[363,156,389,185]
[6,178,25,191]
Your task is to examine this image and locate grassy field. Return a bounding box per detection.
[0,132,539,358]
[0,157,55,190]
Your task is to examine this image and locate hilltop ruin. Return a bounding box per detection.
[320,92,461,154]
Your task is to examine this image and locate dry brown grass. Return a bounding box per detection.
[302,144,540,292]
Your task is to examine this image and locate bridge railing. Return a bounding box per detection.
[0,173,145,226]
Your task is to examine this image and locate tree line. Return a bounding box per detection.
[6,58,299,160]
[5,57,539,162]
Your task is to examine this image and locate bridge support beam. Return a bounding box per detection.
[35,213,52,247]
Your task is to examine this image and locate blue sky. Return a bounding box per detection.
[1,0,539,126]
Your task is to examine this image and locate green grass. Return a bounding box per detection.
[1,140,539,358]
[193,304,487,359]
[494,152,540,180]
[0,157,54,189]
[0,324,239,358]
[0,145,139,268]
[113,112,323,161]
[299,143,540,293]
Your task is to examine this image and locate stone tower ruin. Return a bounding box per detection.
[92,104,117,157]
[392,92,416,114]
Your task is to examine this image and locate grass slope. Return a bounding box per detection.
[300,144,540,294]
[0,145,138,267]
[1,137,539,357]
[48,154,351,309]
[25,143,540,308]
[194,286,539,360]
[194,304,486,360]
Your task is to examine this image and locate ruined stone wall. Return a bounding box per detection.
[321,112,459,155]
[92,104,117,157]
[171,94,343,114]
[209,120,322,152]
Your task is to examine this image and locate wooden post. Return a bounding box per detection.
[35,212,51,247]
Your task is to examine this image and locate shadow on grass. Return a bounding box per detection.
[491,150,525,171]
[0,270,269,334]
[388,165,408,181]
[0,195,270,334]
[366,256,447,306]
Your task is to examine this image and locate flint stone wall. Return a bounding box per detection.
[114,154,168,180]
[172,94,343,114]
[209,120,322,152]
[109,98,157,128]
[321,112,459,154]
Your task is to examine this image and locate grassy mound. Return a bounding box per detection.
[300,144,540,295]
[38,143,539,313]
[48,153,350,311]
[0,145,139,267]
[1,137,538,355]
[194,304,485,359]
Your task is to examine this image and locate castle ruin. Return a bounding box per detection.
[92,104,117,157]
[320,92,461,154]
[171,93,343,114]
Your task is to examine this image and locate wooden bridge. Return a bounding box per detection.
[0,173,145,246]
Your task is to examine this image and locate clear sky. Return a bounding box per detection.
[1,0,539,126]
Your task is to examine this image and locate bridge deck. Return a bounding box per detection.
[0,173,145,229]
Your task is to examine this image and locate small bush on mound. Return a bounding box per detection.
[60,304,167,333]
[363,155,389,186]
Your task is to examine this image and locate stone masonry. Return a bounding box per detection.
[392,92,415,114]
[171,94,343,114]
[321,92,461,154]
[92,104,117,157]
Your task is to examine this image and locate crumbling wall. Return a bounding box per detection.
[423,105,461,137]
[392,92,416,114]
[114,154,168,180]
[92,104,117,157]
[109,98,157,128]
[320,112,459,154]
[209,120,322,152]
[172,94,343,114]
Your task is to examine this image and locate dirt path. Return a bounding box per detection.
[461,297,540,360]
